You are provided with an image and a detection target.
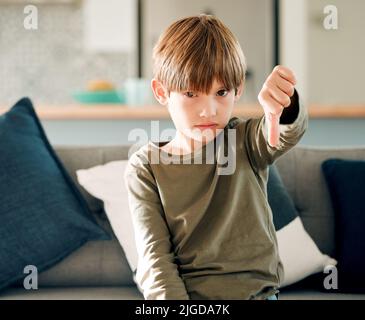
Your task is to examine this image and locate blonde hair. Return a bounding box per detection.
[152,14,247,96]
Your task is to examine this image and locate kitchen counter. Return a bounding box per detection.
[1,104,365,120]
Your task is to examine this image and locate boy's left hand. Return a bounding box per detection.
[258,65,297,147]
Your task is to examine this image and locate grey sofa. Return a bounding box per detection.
[0,144,364,300]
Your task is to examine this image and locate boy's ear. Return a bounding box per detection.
[151,78,169,106]
[234,83,244,102]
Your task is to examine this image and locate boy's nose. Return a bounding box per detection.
[199,102,217,118]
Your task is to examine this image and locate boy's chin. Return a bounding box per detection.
[185,127,224,142]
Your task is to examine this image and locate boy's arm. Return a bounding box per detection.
[124,160,190,300]
[244,89,308,174]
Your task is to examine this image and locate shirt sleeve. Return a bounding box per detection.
[124,156,190,300]
[244,89,308,174]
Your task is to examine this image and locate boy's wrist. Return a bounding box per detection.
[279,89,300,125]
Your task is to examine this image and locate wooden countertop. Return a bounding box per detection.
[1,104,365,120]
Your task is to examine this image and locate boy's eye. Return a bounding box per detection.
[217,89,228,97]
[183,90,228,98]
[184,91,196,98]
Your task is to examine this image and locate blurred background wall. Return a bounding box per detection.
[0,0,364,147]
[0,2,135,105]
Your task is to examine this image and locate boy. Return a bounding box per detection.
[124,14,308,300]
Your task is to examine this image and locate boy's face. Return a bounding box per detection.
[152,78,243,144]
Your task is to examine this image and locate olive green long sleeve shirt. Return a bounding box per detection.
[124,91,308,300]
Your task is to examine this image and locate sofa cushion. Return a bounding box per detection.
[268,165,337,288]
[76,160,138,272]
[0,286,144,300]
[274,146,365,257]
[0,97,110,292]
[36,236,135,287]
[322,158,365,292]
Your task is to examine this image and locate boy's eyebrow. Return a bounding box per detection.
[212,86,229,91]
[182,85,229,93]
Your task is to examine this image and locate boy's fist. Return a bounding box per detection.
[258,65,297,147]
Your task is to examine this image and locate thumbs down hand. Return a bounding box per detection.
[258,65,297,148]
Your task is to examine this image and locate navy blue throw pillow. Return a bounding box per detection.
[322,158,365,292]
[267,164,298,231]
[0,97,110,291]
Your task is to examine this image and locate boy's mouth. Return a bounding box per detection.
[194,123,218,129]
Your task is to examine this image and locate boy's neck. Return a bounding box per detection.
[161,132,208,156]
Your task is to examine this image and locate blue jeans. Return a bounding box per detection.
[266,294,278,300]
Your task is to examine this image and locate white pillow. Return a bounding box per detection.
[277,216,337,287]
[76,160,138,272]
[76,161,337,288]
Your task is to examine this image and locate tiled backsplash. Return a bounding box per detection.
[0,4,133,105]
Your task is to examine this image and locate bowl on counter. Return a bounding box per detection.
[72,90,126,104]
